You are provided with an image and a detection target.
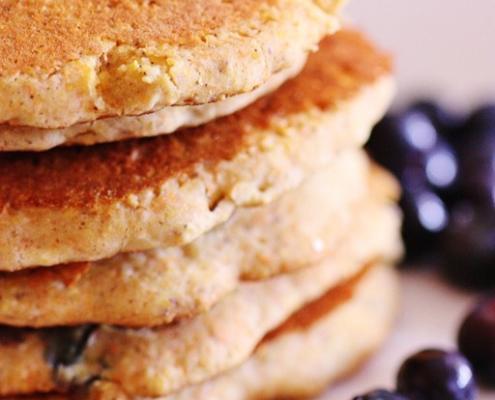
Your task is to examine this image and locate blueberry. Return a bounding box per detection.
[397,349,476,400]
[458,296,495,385]
[367,111,458,195]
[463,104,495,133]
[440,203,495,289]
[44,325,96,367]
[457,136,495,207]
[401,187,449,258]
[450,104,495,148]
[367,112,440,179]
[454,104,495,206]
[352,389,409,399]
[409,99,464,136]
[423,141,458,194]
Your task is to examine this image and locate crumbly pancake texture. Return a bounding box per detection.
[0,151,401,327]
[0,57,306,152]
[161,264,399,400]
[0,30,394,271]
[6,264,399,400]
[0,202,401,398]
[0,0,345,129]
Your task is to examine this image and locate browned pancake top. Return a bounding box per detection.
[0,31,391,210]
[0,0,271,76]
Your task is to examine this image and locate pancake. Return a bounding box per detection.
[0,0,345,129]
[0,151,370,327]
[0,156,401,327]
[4,264,399,400]
[0,206,401,398]
[161,263,399,400]
[0,30,394,271]
[0,59,305,152]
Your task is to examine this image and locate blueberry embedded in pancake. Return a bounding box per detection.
[0,197,401,398]
[2,264,399,400]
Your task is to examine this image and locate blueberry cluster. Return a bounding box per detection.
[366,101,495,288]
[352,293,495,399]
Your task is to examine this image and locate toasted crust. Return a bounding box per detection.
[0,31,394,271]
[0,0,345,128]
[0,156,402,327]
[0,194,401,398]
[2,264,399,400]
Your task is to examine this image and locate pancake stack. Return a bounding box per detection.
[0,1,402,399]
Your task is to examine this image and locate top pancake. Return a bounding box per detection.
[0,0,345,129]
[0,30,394,271]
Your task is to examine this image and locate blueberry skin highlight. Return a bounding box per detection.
[408,99,464,137]
[400,186,449,259]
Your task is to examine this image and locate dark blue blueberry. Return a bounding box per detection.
[353,389,409,400]
[408,99,464,137]
[456,128,495,207]
[450,103,495,206]
[440,203,495,289]
[367,111,458,195]
[44,325,96,367]
[397,349,476,400]
[463,104,495,133]
[458,296,495,386]
[367,112,438,179]
[401,187,449,258]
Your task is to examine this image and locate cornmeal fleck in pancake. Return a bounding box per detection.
[0,185,401,397]
[0,0,346,128]
[0,264,399,400]
[0,31,394,271]
[0,156,401,327]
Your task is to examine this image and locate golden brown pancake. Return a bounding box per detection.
[0,30,394,272]
[0,157,402,327]
[0,0,345,128]
[0,157,402,398]
[161,264,399,400]
[0,264,399,400]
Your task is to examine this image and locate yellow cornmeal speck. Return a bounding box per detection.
[126,194,140,208]
[251,49,261,60]
[117,64,129,73]
[127,60,143,73]
[260,6,278,22]
[260,135,277,151]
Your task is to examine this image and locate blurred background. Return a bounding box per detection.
[322,2,495,398]
[347,0,495,108]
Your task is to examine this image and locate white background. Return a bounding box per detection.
[322,2,494,398]
[347,0,495,109]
